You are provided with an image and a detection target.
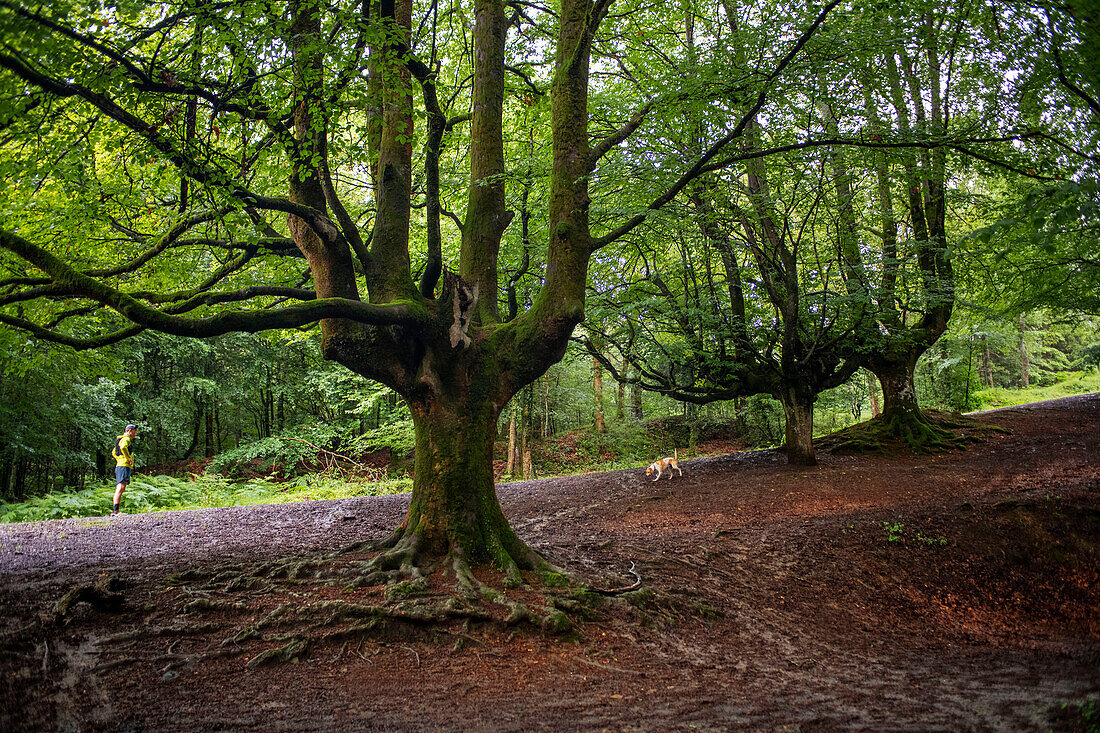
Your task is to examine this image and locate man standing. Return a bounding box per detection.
[112,424,138,515]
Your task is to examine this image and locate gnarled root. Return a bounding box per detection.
[822,409,994,455]
[53,574,124,617]
[116,528,649,670]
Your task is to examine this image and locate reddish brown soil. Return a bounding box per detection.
[2,395,1098,731]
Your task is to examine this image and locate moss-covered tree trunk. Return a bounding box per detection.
[867,350,959,451]
[380,387,543,584]
[871,353,922,424]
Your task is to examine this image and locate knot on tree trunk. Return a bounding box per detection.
[444,270,479,349]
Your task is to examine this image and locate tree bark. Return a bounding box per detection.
[866,370,881,417]
[872,354,922,424]
[1019,314,1030,389]
[981,337,994,387]
[505,409,516,476]
[593,355,606,433]
[522,446,534,481]
[204,405,215,458]
[779,387,817,466]
[365,389,548,587]
[631,370,643,420]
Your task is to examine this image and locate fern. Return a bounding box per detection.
[0,472,411,523]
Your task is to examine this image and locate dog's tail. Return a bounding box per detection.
[674,447,678,460]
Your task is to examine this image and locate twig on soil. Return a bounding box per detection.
[590,561,643,596]
[401,645,421,668]
[574,656,645,675]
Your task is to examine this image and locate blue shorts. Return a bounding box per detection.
[115,466,132,484]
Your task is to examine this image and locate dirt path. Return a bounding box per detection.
[2,395,1098,731]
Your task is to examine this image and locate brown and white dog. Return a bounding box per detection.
[645,448,683,481]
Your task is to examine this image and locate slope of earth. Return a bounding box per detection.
[1,394,1098,731]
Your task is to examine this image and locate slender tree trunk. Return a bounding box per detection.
[981,338,994,388]
[204,404,215,458]
[866,370,881,417]
[542,378,550,438]
[183,404,202,460]
[616,354,626,420]
[779,387,817,466]
[13,457,27,501]
[522,444,534,481]
[1019,314,1030,389]
[505,409,517,476]
[215,402,223,453]
[593,356,606,434]
[0,460,11,503]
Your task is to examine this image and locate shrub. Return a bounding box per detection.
[0,472,412,523]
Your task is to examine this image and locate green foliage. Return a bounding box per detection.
[349,420,416,456]
[881,520,947,547]
[916,335,986,413]
[736,396,784,449]
[882,520,906,544]
[0,330,132,500]
[207,414,414,477]
[0,471,411,523]
[1060,697,1099,733]
[206,434,320,477]
[975,370,1100,410]
[1080,344,1100,369]
[970,180,1100,315]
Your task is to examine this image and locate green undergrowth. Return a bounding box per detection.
[0,472,412,523]
[973,369,1100,410]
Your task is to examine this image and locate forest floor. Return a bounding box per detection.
[1,395,1098,732]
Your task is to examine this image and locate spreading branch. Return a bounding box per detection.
[0,228,428,345]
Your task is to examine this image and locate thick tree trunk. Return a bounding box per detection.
[873,355,922,424]
[383,395,541,582]
[865,353,962,452]
[779,387,816,466]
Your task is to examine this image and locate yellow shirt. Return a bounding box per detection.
[113,435,135,468]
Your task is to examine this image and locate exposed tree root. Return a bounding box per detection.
[821,410,1001,456]
[90,530,655,670]
[53,574,124,617]
[245,635,309,668]
[589,562,643,596]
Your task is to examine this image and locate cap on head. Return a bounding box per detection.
[125,424,138,431]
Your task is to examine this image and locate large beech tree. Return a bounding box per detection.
[0,0,841,583]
